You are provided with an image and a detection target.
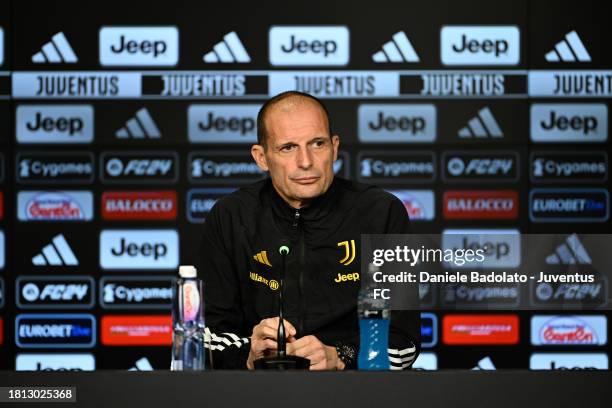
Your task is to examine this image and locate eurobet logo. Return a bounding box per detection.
[387,190,435,221]
[420,313,438,348]
[187,188,235,223]
[0,27,4,65]
[531,315,607,346]
[101,315,172,346]
[188,105,259,143]
[16,105,94,144]
[530,104,607,142]
[16,353,95,371]
[17,152,95,184]
[99,26,179,66]
[357,104,436,143]
[530,353,608,370]
[15,314,96,349]
[440,26,520,65]
[443,190,518,220]
[0,230,4,269]
[16,276,95,309]
[100,229,179,270]
[442,314,519,345]
[17,190,93,221]
[101,191,177,220]
[531,151,608,183]
[442,229,521,268]
[529,188,609,222]
[269,26,349,66]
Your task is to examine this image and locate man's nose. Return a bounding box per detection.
[296,146,313,169]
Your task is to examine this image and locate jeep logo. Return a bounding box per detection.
[441,26,520,65]
[188,105,259,143]
[99,27,179,66]
[17,105,94,144]
[269,26,349,66]
[531,104,607,142]
[358,104,436,143]
[100,230,179,270]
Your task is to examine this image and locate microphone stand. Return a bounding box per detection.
[254,245,310,370]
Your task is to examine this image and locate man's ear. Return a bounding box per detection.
[331,134,340,162]
[251,144,269,171]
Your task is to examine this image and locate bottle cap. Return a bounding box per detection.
[179,265,197,278]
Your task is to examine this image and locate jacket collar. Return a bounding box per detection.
[264,177,341,224]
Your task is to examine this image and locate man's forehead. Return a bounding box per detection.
[265,98,329,141]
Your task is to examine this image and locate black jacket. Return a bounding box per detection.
[198,177,420,369]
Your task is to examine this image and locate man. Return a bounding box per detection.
[199,91,420,370]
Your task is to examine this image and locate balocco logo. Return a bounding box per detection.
[189,152,265,184]
[443,190,518,219]
[101,152,178,184]
[102,191,177,220]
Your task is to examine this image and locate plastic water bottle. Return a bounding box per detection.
[357,263,390,370]
[171,265,205,371]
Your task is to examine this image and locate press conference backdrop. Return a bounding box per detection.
[0,0,610,371]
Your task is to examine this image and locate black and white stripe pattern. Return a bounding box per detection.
[204,327,250,351]
[388,343,417,370]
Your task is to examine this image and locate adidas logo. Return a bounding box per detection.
[253,251,272,267]
[203,31,251,63]
[372,31,419,63]
[546,233,592,265]
[545,30,591,62]
[31,32,78,64]
[128,357,153,371]
[31,234,79,266]
[458,107,503,138]
[115,108,161,139]
[472,356,496,370]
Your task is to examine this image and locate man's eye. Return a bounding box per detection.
[314,140,325,147]
[281,145,295,152]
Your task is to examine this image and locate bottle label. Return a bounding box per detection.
[182,281,200,322]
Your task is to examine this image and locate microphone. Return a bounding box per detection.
[253,241,310,370]
[277,243,289,358]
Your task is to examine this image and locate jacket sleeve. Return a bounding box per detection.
[383,196,421,370]
[198,201,251,369]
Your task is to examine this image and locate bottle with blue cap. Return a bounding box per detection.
[171,265,206,370]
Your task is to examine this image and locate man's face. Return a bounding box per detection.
[251,101,339,208]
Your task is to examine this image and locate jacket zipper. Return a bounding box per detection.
[293,209,306,336]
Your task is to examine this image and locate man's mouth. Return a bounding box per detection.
[292,176,320,184]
